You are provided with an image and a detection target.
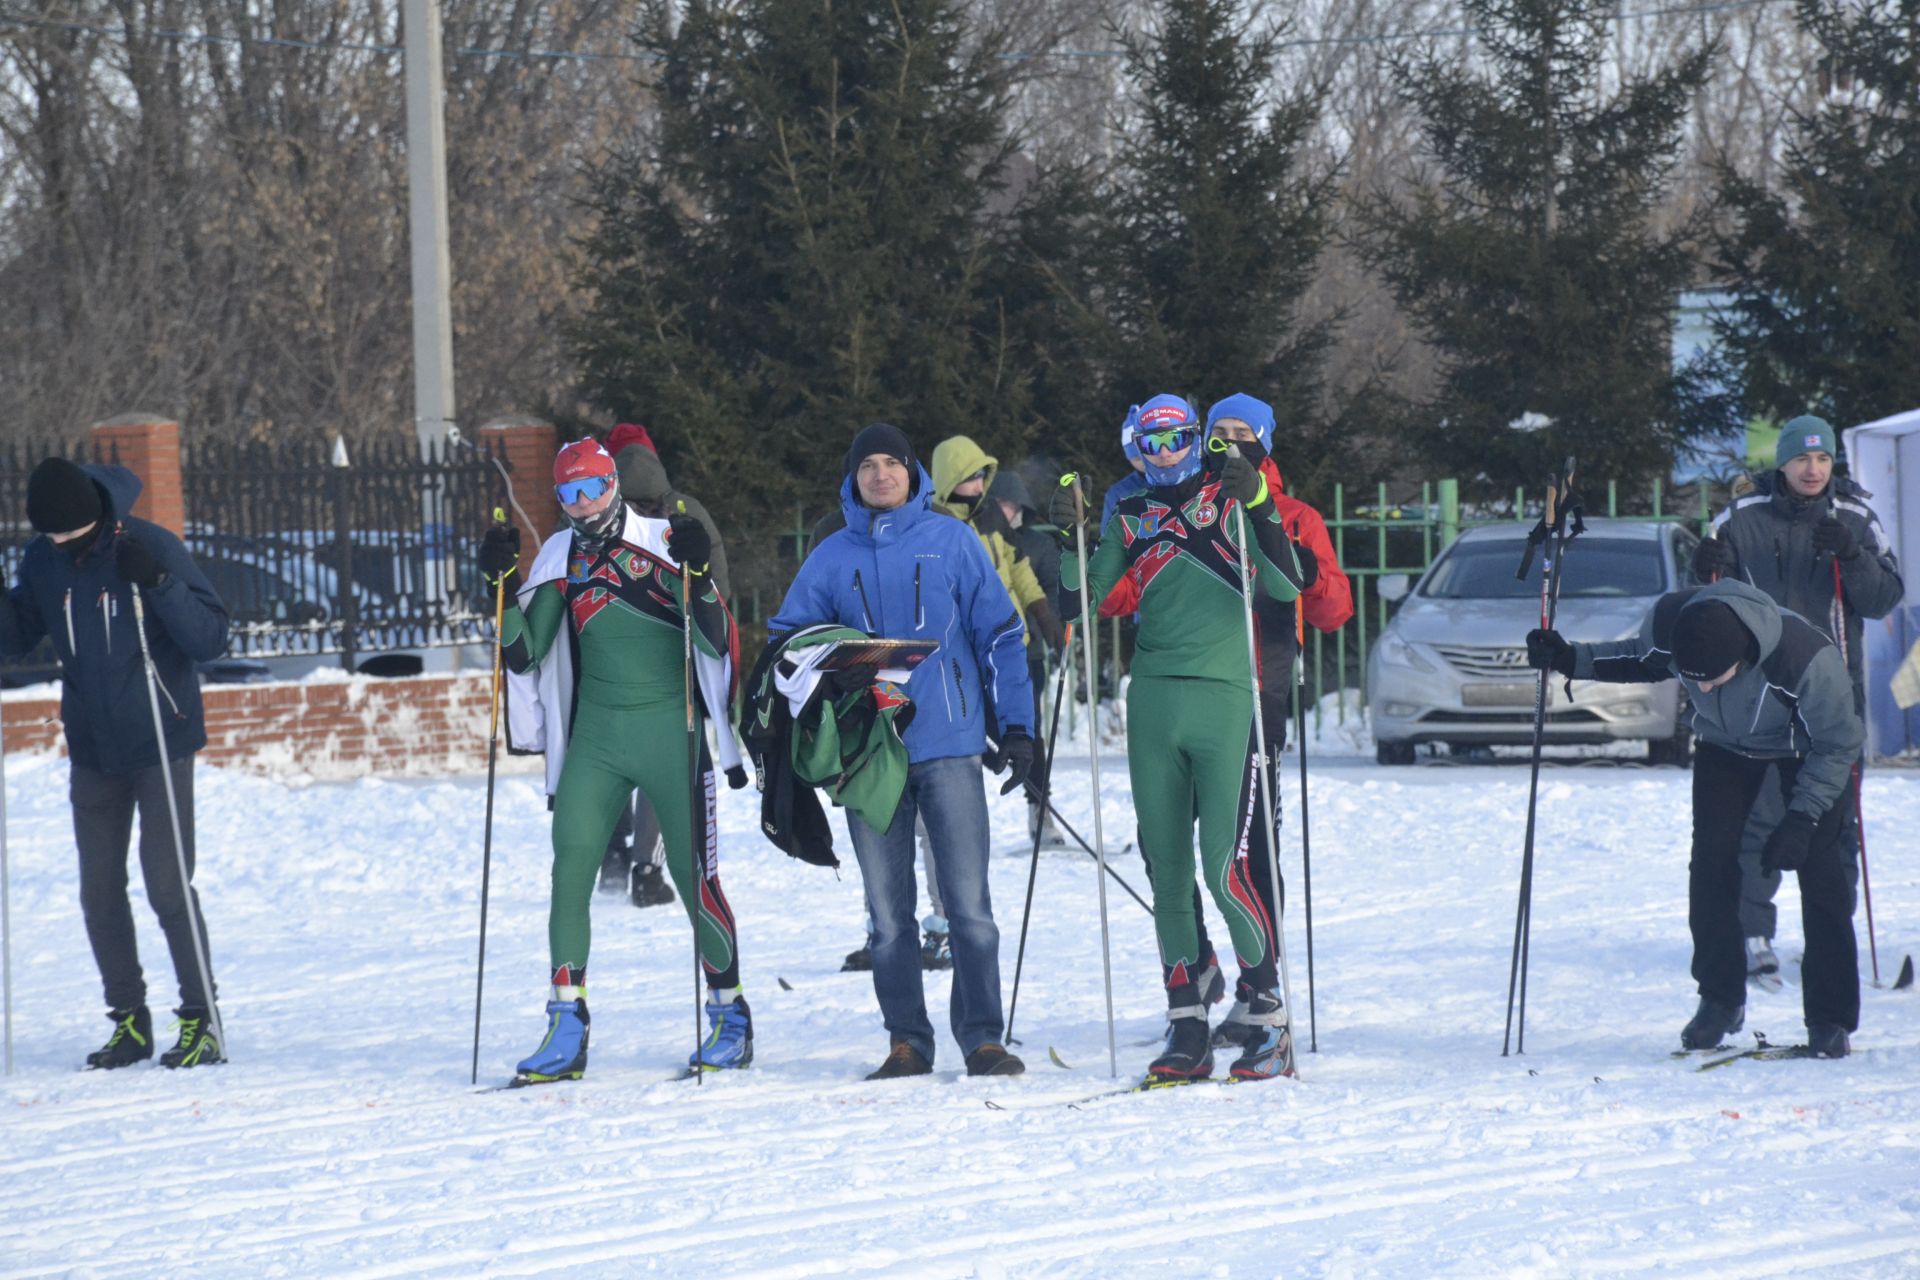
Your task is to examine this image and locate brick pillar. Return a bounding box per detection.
[478,416,559,554]
[90,414,184,535]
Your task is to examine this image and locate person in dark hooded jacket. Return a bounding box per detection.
[1694,415,1902,991]
[0,459,230,1070]
[1529,578,1864,1058]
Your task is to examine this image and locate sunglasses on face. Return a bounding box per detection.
[1138,427,1198,456]
[555,474,614,505]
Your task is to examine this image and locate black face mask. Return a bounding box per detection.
[1228,438,1268,469]
[58,523,104,561]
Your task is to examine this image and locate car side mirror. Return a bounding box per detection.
[1378,573,1410,603]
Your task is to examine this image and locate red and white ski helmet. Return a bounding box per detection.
[553,438,616,487]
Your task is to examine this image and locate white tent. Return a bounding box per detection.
[1843,408,1920,758]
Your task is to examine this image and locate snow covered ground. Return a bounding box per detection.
[3,716,1919,1278]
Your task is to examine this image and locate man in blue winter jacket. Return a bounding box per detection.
[0,459,230,1070]
[769,423,1034,1080]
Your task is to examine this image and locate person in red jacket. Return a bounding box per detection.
[1195,393,1353,1046]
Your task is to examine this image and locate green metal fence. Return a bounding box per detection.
[1306,477,1724,731]
[736,477,1729,733]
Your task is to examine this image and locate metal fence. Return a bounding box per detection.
[1305,476,1723,728]
[754,475,1726,729]
[180,436,512,666]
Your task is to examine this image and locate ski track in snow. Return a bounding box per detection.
[2,724,1918,1279]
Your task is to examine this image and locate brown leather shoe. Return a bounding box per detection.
[964,1042,1026,1077]
[865,1039,933,1080]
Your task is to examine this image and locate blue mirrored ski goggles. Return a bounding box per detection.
[554,474,614,505]
[1137,426,1199,456]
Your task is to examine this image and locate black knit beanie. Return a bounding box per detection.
[845,423,920,498]
[26,458,103,534]
[1672,601,1753,682]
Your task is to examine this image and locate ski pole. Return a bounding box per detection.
[131,587,224,1060]
[678,502,704,1084]
[471,509,509,1085]
[1296,605,1317,1052]
[1504,458,1578,1055]
[1066,476,1119,1078]
[1035,799,1152,913]
[1831,557,1880,985]
[1216,440,1297,1074]
[1,690,11,1075]
[1006,623,1075,1047]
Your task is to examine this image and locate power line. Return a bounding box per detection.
[1,0,1792,68]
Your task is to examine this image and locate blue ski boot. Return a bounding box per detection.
[1228,987,1296,1081]
[515,998,590,1085]
[690,992,753,1071]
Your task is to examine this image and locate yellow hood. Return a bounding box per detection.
[930,436,998,512]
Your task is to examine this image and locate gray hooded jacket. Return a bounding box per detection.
[1709,471,1902,698]
[1571,579,1861,820]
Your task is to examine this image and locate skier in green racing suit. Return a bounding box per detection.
[480,438,750,1084]
[1057,394,1307,1083]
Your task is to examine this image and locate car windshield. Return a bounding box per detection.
[1419,538,1666,599]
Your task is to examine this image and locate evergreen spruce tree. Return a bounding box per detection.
[1359,0,1711,495]
[1093,0,1333,464]
[1708,0,1920,434]
[571,0,1031,511]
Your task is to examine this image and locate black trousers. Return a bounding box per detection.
[72,757,217,1011]
[1692,743,1857,1030]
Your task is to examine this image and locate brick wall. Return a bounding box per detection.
[0,672,530,781]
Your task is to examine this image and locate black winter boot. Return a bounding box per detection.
[160,1006,226,1068]
[629,861,676,909]
[1147,1007,1213,1083]
[1806,1023,1851,1059]
[85,1006,154,1070]
[1680,997,1745,1051]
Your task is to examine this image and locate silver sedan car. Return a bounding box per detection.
[1367,519,1698,765]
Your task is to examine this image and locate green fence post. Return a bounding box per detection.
[1334,484,1348,724]
[1607,479,1618,518]
[1439,478,1459,548]
[1652,477,1664,520]
[1698,480,1711,536]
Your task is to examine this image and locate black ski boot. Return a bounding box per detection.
[160,1007,225,1068]
[1807,1023,1851,1059]
[841,941,874,972]
[629,861,676,908]
[1679,997,1745,1051]
[1146,1007,1213,1083]
[85,1006,153,1070]
[598,844,631,895]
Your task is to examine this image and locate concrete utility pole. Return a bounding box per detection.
[404,0,457,455]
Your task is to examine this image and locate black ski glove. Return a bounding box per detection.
[1047,476,1084,537]
[725,764,749,791]
[1216,453,1266,508]
[1812,517,1858,561]
[1691,536,1735,583]
[1761,811,1818,875]
[667,512,713,577]
[828,663,879,697]
[115,535,165,589]
[990,730,1034,796]
[1287,524,1320,589]
[1526,628,1576,677]
[478,524,520,587]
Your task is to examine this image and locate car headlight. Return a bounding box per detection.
[1375,632,1437,675]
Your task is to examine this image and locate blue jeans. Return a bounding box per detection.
[847,754,1002,1063]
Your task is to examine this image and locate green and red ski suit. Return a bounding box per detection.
[502,521,740,991]
[1066,470,1303,1003]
